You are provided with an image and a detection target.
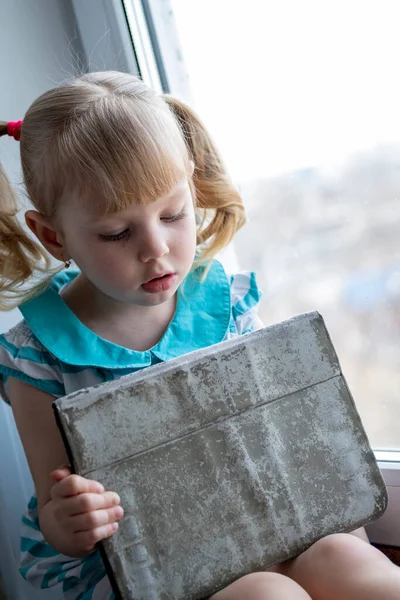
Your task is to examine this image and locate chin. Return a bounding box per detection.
[127,286,178,307]
[134,295,172,307]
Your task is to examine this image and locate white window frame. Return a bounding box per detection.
[71,0,163,91]
[125,0,194,101]
[367,454,400,544]
[121,0,164,92]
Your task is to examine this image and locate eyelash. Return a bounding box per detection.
[162,209,187,223]
[99,210,187,242]
[99,229,130,242]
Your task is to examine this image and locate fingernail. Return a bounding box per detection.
[114,506,124,519]
[96,484,105,493]
[111,522,119,532]
[112,494,120,505]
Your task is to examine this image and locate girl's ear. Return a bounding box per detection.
[25,210,68,262]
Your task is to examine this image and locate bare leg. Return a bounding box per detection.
[349,526,369,543]
[273,533,400,600]
[210,572,312,600]
[267,527,370,576]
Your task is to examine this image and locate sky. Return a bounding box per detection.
[171,0,400,181]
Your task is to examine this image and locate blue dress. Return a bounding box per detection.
[0,259,261,599]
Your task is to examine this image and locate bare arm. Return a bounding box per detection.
[8,377,123,556]
[8,377,70,506]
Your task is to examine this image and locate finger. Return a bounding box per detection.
[51,474,105,499]
[60,491,121,516]
[75,522,119,552]
[50,465,72,482]
[71,505,124,532]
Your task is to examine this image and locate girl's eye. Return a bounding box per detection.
[99,229,130,242]
[162,210,187,223]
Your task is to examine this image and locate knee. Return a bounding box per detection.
[212,571,304,599]
[237,572,288,591]
[309,532,365,564]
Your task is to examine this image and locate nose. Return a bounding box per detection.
[138,225,169,263]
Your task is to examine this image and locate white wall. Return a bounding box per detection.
[0,0,85,331]
[0,2,85,598]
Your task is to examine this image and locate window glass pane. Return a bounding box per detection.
[170,0,400,449]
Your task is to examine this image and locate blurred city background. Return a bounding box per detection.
[235,146,400,447]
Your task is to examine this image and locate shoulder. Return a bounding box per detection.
[226,267,263,337]
[229,270,262,315]
[0,320,65,403]
[0,319,45,357]
[196,259,262,337]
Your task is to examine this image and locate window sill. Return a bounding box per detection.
[366,452,400,546]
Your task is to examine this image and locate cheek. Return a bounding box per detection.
[173,217,197,258]
[71,238,129,281]
[93,247,133,279]
[183,209,197,242]
[85,251,136,295]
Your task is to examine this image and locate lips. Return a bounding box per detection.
[143,272,171,284]
[141,273,177,293]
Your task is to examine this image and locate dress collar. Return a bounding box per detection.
[19,260,230,369]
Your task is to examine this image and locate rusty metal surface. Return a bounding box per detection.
[54,311,387,600]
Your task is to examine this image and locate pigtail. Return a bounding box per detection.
[0,147,51,310]
[164,96,246,263]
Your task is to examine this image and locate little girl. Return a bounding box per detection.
[0,72,399,600]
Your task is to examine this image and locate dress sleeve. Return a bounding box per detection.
[20,496,114,599]
[229,271,263,335]
[0,321,65,403]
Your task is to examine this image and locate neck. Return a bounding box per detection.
[61,275,177,351]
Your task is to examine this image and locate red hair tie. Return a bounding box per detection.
[7,120,23,141]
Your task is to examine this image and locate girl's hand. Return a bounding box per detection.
[46,465,124,557]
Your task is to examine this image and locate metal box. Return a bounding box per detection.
[53,312,387,600]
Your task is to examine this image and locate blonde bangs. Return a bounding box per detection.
[21,80,191,217]
[53,97,191,214]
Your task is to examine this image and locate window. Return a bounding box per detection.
[127,0,400,452]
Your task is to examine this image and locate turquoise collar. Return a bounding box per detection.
[19,260,231,369]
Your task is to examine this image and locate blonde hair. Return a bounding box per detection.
[0,71,245,310]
